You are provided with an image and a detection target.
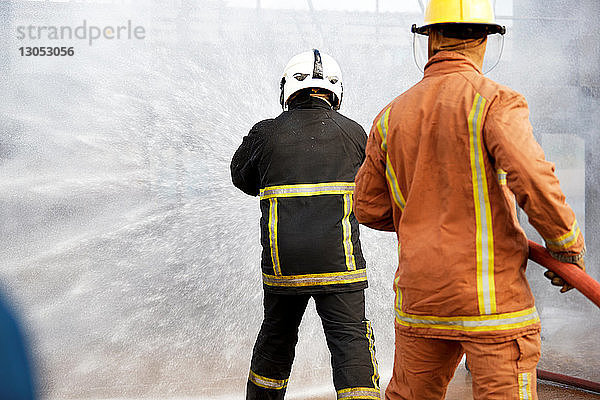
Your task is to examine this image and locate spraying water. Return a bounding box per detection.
[0,1,599,398]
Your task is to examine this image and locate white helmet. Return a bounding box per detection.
[280,49,344,110]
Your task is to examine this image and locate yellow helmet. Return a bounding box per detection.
[412,0,505,36]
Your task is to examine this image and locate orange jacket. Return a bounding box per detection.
[354,52,585,341]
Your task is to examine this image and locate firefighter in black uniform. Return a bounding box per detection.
[231,49,380,400]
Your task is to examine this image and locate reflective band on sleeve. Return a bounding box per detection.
[518,372,532,400]
[268,198,282,276]
[248,370,288,390]
[375,106,407,212]
[385,153,406,211]
[260,182,355,200]
[263,269,367,288]
[337,387,380,400]
[468,93,497,315]
[342,193,356,271]
[544,220,581,251]
[376,107,391,152]
[497,169,507,185]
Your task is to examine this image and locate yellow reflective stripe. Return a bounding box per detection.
[376,107,391,152]
[385,153,406,211]
[248,370,288,390]
[544,220,581,251]
[394,305,539,332]
[342,194,356,270]
[365,321,380,390]
[260,182,355,199]
[263,269,367,288]
[268,198,282,276]
[337,387,380,400]
[518,372,532,400]
[468,93,496,315]
[376,107,406,211]
[394,278,538,331]
[394,276,403,313]
[497,168,507,185]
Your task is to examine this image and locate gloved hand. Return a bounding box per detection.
[543,258,585,293]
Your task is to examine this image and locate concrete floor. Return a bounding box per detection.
[286,365,600,400]
[445,364,600,400]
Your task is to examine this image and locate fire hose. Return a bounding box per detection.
[528,240,600,309]
[528,240,600,394]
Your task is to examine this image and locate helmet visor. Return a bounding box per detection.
[481,32,504,74]
[412,32,429,73]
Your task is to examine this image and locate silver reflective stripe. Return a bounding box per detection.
[519,372,531,399]
[263,269,367,287]
[337,387,380,400]
[342,193,356,270]
[260,182,355,199]
[497,169,507,185]
[395,308,539,330]
[545,220,580,250]
[385,154,406,210]
[469,93,496,315]
[248,370,288,390]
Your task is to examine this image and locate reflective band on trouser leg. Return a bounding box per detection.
[365,321,380,389]
[263,269,367,288]
[376,107,391,152]
[337,387,380,400]
[342,193,356,270]
[268,198,282,276]
[468,93,496,315]
[518,372,533,400]
[248,370,288,390]
[543,219,581,251]
[259,182,355,199]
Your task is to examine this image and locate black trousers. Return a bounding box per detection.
[246,290,380,400]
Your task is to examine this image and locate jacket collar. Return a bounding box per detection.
[288,95,333,111]
[424,51,482,78]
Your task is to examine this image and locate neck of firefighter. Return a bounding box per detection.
[428,29,487,70]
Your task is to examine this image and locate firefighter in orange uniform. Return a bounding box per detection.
[353,1,585,399]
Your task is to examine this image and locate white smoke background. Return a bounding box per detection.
[0,0,598,398]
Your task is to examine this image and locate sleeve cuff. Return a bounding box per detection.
[548,244,586,264]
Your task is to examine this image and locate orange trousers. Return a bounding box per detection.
[385,329,541,400]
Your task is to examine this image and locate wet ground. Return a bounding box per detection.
[445,363,600,400]
[281,362,600,400]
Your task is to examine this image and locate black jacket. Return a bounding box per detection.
[231,94,368,294]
